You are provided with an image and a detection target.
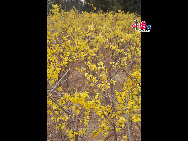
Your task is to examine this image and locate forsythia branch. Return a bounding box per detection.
[48,95,73,116]
[48,69,70,96]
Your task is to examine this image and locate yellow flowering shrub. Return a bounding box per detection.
[47,4,141,141]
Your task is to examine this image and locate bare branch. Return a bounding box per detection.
[102,111,117,141]
[126,98,132,141]
[48,95,73,116]
[48,69,70,96]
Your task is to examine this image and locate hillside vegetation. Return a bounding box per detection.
[47,4,141,141]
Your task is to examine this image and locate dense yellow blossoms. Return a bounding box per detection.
[47,4,141,141]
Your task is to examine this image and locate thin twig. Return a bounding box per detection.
[48,95,73,116]
[126,98,131,141]
[48,69,70,96]
[47,69,72,116]
[107,92,125,111]
[102,111,117,141]
[123,69,141,88]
